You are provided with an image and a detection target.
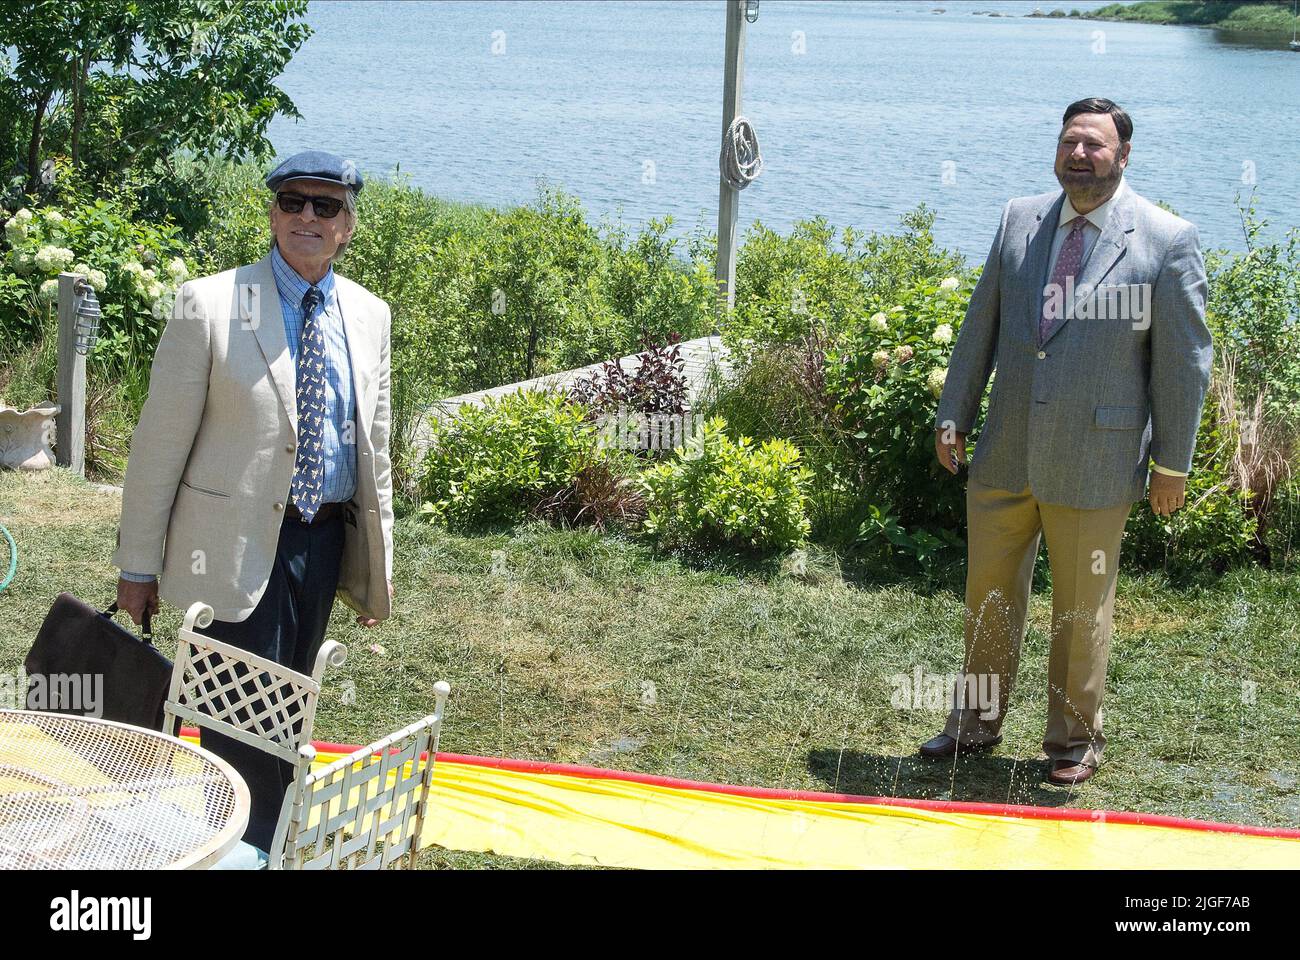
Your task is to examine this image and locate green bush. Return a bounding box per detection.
[825,272,973,558]
[418,390,601,528]
[702,335,862,545]
[641,417,812,552]
[723,206,966,365]
[1,192,195,373]
[420,187,714,394]
[1122,394,1257,572]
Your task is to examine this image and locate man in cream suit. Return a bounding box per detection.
[113,150,394,848]
[922,99,1212,785]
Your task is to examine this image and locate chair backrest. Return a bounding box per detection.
[270,681,451,870]
[163,602,347,766]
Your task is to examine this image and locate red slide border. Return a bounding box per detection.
[182,728,1300,842]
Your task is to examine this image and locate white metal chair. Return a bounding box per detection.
[269,681,451,870]
[163,601,348,868]
[164,601,347,760]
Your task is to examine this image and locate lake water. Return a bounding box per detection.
[268,0,1300,259]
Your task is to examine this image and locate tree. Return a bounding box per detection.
[0,0,310,193]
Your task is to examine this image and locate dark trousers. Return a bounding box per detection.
[196,508,345,851]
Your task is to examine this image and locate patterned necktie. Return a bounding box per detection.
[1040,215,1088,344]
[290,286,327,521]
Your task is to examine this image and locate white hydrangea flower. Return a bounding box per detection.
[927,367,948,398]
[939,276,960,295]
[14,208,33,224]
[45,210,65,225]
[893,344,914,364]
[4,218,28,242]
[146,280,166,300]
[932,323,954,345]
[34,245,75,273]
[166,257,188,282]
[38,278,59,303]
[86,269,108,292]
[871,349,890,371]
[868,311,888,332]
[11,251,34,276]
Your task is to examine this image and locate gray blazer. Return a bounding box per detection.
[935,185,1213,509]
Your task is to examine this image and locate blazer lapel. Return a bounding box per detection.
[1043,186,1134,347]
[1024,193,1065,340]
[334,278,376,437]
[242,254,298,430]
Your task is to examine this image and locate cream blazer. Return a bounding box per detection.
[113,253,394,622]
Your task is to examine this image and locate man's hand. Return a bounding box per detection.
[1149,471,1187,517]
[116,576,160,626]
[935,428,968,476]
[355,579,394,628]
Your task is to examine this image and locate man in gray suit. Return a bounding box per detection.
[921,98,1212,785]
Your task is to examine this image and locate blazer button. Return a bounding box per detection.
[1037,351,1047,360]
[285,445,295,453]
[274,502,284,511]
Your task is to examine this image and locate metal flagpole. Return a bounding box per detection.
[715,0,747,316]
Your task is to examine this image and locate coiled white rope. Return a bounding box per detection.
[720,115,764,190]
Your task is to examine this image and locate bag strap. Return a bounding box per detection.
[104,601,154,645]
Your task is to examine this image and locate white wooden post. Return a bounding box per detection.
[715,0,747,315]
[55,272,86,476]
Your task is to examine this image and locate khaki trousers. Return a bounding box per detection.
[942,480,1131,767]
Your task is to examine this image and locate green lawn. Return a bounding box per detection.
[2,468,1298,868]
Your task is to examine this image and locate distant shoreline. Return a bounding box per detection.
[1042,2,1298,40]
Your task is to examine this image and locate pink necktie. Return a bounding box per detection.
[1041,215,1088,344]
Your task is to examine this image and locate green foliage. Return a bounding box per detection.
[601,217,719,350]
[825,272,972,550]
[0,0,310,199]
[641,417,812,553]
[1204,197,1300,429]
[1082,2,1298,37]
[702,336,863,545]
[714,205,970,565]
[1123,400,1258,574]
[723,206,965,365]
[421,187,714,393]
[418,390,601,528]
[1,195,194,372]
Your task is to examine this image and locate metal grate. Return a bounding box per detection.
[0,710,242,870]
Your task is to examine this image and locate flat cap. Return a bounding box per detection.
[265,149,364,194]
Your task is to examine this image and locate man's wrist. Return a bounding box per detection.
[119,571,158,583]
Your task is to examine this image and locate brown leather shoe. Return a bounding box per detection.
[1047,759,1096,785]
[918,733,1002,758]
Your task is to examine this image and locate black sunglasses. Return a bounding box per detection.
[275,191,345,219]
